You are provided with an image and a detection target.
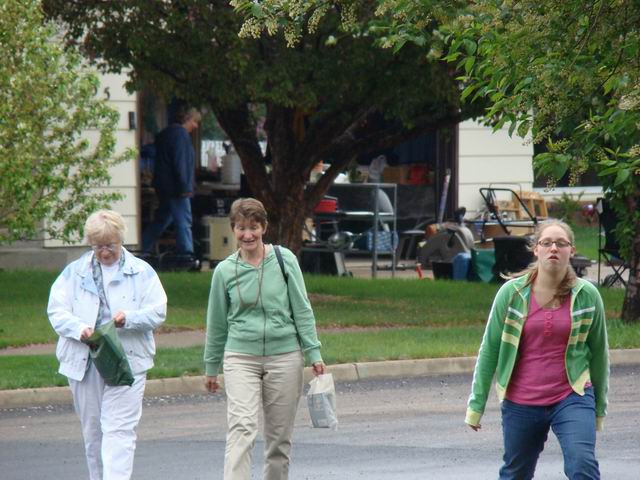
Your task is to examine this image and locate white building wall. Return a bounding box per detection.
[458,119,534,217]
[44,73,139,248]
[534,186,603,204]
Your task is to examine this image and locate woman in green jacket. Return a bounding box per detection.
[204,198,325,480]
[466,220,609,479]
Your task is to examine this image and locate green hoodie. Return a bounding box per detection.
[466,275,609,430]
[204,245,322,376]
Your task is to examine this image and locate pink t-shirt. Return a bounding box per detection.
[506,294,574,405]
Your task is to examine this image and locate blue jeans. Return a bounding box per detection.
[499,388,599,480]
[142,196,193,254]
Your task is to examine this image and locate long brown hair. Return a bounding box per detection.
[508,219,577,299]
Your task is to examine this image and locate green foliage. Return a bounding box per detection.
[200,111,228,141]
[228,1,473,125]
[272,1,640,264]
[231,1,463,51]
[441,1,640,260]
[44,1,484,254]
[0,0,130,244]
[552,191,585,228]
[440,1,640,321]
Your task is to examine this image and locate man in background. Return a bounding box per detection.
[142,106,201,257]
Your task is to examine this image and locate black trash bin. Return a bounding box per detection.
[492,236,533,279]
[432,261,453,280]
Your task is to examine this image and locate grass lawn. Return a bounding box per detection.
[0,270,627,348]
[573,224,600,261]
[0,268,635,390]
[2,319,639,390]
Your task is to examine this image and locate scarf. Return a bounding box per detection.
[91,251,125,328]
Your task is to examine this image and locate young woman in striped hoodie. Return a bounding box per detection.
[466,220,609,480]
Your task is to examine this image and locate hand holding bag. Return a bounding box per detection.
[83,321,134,387]
[307,373,338,429]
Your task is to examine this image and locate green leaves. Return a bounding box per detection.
[0,0,125,244]
[614,167,631,186]
[460,84,476,101]
[440,0,640,265]
[534,152,571,180]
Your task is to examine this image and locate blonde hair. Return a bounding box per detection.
[229,198,268,229]
[510,219,577,299]
[84,210,127,245]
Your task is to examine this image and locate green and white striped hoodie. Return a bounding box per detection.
[465,275,609,431]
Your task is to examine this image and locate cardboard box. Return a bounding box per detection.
[201,216,235,261]
[382,165,411,184]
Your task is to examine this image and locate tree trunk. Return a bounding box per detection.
[215,104,463,256]
[621,213,640,323]
[262,105,312,252]
[265,184,309,253]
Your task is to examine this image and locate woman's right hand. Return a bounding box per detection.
[204,376,220,393]
[312,361,326,376]
[80,327,94,341]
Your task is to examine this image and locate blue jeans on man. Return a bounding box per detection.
[499,387,599,479]
[142,196,193,255]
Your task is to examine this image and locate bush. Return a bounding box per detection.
[548,191,584,227]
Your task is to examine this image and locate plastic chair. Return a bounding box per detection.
[597,198,629,287]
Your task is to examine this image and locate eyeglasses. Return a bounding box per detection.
[538,239,572,248]
[91,243,120,253]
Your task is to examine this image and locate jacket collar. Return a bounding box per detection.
[76,247,142,279]
[511,272,585,300]
[512,275,532,301]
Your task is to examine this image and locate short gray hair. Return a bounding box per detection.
[175,106,202,124]
[84,209,127,244]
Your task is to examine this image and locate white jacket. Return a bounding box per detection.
[47,248,167,381]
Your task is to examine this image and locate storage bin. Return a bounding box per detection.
[432,261,453,279]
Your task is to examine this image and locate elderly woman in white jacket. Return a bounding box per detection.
[47,210,167,480]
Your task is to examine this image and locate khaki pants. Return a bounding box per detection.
[223,350,304,480]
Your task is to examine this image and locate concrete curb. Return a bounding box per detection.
[2,349,639,409]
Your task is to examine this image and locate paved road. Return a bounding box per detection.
[2,366,639,479]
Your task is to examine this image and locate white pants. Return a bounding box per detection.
[223,350,304,480]
[69,363,146,480]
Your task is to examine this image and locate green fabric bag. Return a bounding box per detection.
[469,248,496,283]
[84,321,134,387]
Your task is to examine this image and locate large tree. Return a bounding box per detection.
[0,0,126,244]
[442,1,640,322]
[44,0,482,252]
[308,0,640,320]
[242,0,640,321]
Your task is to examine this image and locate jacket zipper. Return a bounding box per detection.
[564,284,584,391]
[504,288,528,392]
[259,270,266,356]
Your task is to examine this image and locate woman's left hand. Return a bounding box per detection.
[312,361,326,376]
[113,311,126,328]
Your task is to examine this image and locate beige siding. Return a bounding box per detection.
[96,74,135,102]
[458,119,534,217]
[45,73,139,248]
[534,186,604,203]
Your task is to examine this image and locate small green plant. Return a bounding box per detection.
[553,191,584,227]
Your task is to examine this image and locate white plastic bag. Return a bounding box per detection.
[306,373,338,429]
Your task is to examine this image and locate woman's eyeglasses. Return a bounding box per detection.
[537,239,572,248]
[91,243,119,253]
